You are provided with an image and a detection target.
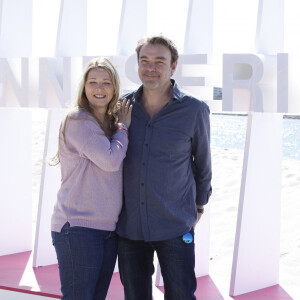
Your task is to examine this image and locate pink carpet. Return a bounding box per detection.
[0,251,293,299]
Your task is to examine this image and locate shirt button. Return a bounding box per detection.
[145,143,148,147]
[141,202,144,205]
[142,162,145,166]
[141,183,144,186]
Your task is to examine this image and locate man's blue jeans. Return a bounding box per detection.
[117,228,197,300]
[51,222,117,300]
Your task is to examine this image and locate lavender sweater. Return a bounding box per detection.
[51,108,128,232]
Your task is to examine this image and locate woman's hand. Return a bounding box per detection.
[117,98,132,128]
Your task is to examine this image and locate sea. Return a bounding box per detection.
[211,114,300,161]
[32,110,300,161]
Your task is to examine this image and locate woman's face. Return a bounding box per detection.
[84,67,114,112]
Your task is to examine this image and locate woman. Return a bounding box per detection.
[50,57,132,299]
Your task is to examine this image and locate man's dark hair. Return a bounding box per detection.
[136,35,179,65]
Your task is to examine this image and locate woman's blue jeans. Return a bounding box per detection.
[117,228,197,300]
[51,222,117,300]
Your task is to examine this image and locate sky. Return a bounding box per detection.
[31,0,300,58]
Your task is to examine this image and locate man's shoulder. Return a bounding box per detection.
[120,87,141,102]
[178,88,210,112]
[120,90,135,99]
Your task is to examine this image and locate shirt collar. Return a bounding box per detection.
[170,79,184,102]
[134,79,184,103]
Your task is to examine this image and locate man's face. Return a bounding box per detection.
[138,43,177,90]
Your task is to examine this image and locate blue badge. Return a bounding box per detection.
[182,232,193,243]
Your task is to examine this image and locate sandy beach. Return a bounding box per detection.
[31,109,300,299]
[208,146,300,299]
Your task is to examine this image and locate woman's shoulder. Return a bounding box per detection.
[68,106,107,134]
[65,107,100,136]
[67,107,94,121]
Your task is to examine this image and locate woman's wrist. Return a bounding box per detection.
[115,123,129,136]
[116,122,128,130]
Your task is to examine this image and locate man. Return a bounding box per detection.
[117,35,212,300]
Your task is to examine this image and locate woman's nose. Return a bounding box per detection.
[95,83,104,89]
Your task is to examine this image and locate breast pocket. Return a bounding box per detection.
[152,126,191,159]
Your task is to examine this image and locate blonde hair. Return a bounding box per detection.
[49,57,120,166]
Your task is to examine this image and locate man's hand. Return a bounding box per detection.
[193,205,204,229]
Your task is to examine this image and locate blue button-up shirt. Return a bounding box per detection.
[117,80,212,241]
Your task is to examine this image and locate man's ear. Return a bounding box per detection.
[171,60,178,76]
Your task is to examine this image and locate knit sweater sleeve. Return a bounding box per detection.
[65,115,129,172]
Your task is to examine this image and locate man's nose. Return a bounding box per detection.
[146,62,155,70]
